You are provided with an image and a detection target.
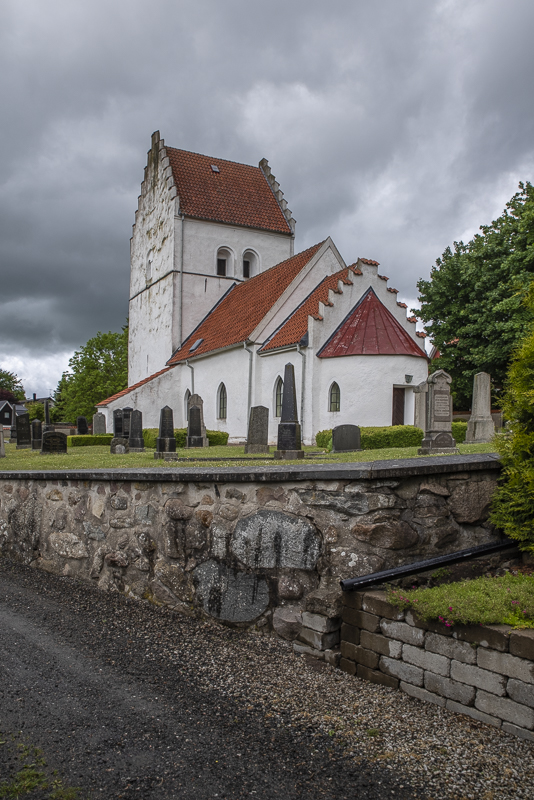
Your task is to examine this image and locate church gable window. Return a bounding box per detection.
[329,382,340,412]
[217,258,226,277]
[216,247,234,278]
[274,377,283,417]
[242,249,259,279]
[218,383,227,419]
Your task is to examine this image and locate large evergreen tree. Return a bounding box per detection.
[416,182,534,408]
[56,323,128,421]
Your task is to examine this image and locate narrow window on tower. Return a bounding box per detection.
[275,377,284,418]
[218,383,227,419]
[243,259,250,279]
[329,382,341,412]
[217,258,226,277]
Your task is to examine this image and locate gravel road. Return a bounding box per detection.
[1,559,532,799]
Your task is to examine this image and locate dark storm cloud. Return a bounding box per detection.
[1,0,533,394]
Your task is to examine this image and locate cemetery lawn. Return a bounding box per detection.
[0,441,496,470]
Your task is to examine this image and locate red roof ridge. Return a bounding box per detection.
[359,257,380,266]
[397,302,408,309]
[348,263,363,275]
[387,287,399,294]
[416,331,428,338]
[407,316,417,323]
[378,274,389,281]
[96,366,173,407]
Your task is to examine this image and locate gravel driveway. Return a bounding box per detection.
[0,559,532,799]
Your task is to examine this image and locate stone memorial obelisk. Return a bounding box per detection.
[274,363,304,459]
[244,406,270,454]
[42,399,53,434]
[128,410,145,452]
[156,406,176,454]
[465,372,495,444]
[413,380,428,431]
[0,429,5,458]
[186,394,208,448]
[16,412,31,450]
[93,412,106,435]
[418,370,459,455]
[31,419,42,450]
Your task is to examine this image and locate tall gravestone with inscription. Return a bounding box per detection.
[16,412,31,449]
[92,412,106,435]
[274,363,304,459]
[0,429,5,458]
[42,400,53,434]
[128,409,145,452]
[418,370,459,455]
[41,430,67,454]
[156,406,176,453]
[465,372,495,444]
[332,424,361,453]
[186,394,208,448]
[31,419,42,450]
[122,407,133,438]
[413,380,428,431]
[244,406,270,454]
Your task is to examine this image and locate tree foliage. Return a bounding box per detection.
[0,369,25,402]
[416,182,534,408]
[491,285,534,555]
[56,324,128,421]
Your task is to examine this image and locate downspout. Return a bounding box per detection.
[179,212,185,346]
[244,341,254,425]
[297,344,306,441]
[186,360,194,394]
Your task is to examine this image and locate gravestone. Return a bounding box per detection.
[128,409,145,451]
[418,370,459,455]
[331,424,361,453]
[41,430,67,454]
[413,381,428,431]
[113,408,123,437]
[465,372,495,444]
[110,437,129,454]
[16,413,31,449]
[274,363,304,459]
[187,406,206,448]
[31,419,42,450]
[122,407,133,438]
[9,422,17,443]
[76,416,88,436]
[0,429,5,458]
[93,412,106,435]
[244,406,270,454]
[156,406,176,453]
[186,394,208,448]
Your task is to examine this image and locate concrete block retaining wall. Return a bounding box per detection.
[339,589,534,743]
[0,454,500,640]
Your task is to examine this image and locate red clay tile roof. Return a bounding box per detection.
[166,148,292,234]
[167,243,325,364]
[96,367,173,407]
[260,268,353,352]
[416,331,428,338]
[359,258,380,266]
[407,316,417,323]
[317,289,427,359]
[397,302,408,309]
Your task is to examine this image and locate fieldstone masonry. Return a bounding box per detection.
[340,589,534,742]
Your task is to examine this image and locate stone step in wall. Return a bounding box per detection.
[339,589,534,743]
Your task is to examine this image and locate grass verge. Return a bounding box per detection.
[387,573,534,629]
[0,734,84,799]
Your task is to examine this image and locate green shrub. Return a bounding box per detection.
[68,434,113,447]
[451,420,468,443]
[143,427,229,448]
[315,429,333,448]
[360,425,423,449]
[26,402,45,422]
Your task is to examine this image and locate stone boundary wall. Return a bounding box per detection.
[0,454,501,641]
[340,589,534,743]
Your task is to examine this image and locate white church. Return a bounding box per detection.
[97,131,428,444]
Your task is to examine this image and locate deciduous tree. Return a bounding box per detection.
[0,369,25,402]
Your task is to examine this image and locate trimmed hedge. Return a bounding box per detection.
[142,428,229,448]
[316,426,424,450]
[68,434,113,447]
[451,420,467,444]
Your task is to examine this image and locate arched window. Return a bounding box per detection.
[275,377,284,417]
[184,389,191,423]
[216,247,234,277]
[218,383,227,419]
[242,249,259,279]
[329,382,340,412]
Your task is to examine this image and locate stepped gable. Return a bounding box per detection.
[166,148,293,234]
[167,243,325,365]
[317,288,427,359]
[260,268,354,352]
[96,366,173,407]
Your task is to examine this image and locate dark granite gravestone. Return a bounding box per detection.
[76,416,88,435]
[41,430,67,454]
[110,437,129,454]
[187,406,205,448]
[244,406,270,454]
[156,406,176,453]
[9,422,17,443]
[331,424,361,453]
[128,409,145,452]
[113,409,123,437]
[418,370,459,455]
[0,429,4,458]
[16,413,31,449]
[186,394,209,448]
[31,419,42,451]
[92,412,106,435]
[122,407,133,438]
[274,363,304,459]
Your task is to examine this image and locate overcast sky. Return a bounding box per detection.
[1,0,533,397]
